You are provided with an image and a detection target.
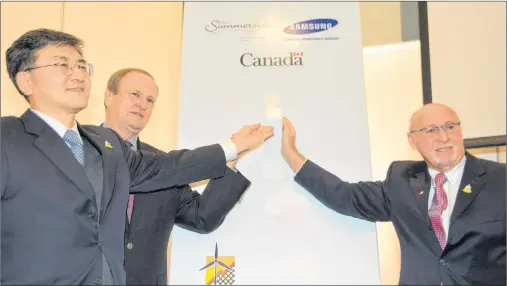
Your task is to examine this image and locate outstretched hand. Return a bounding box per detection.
[281,117,306,172]
[231,123,274,155]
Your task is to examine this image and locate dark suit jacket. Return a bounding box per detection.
[295,154,505,285]
[124,141,250,285]
[0,110,228,285]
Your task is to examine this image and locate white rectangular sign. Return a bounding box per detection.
[170,2,380,285]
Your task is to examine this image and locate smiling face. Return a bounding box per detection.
[17,44,92,115]
[104,71,158,138]
[407,103,465,172]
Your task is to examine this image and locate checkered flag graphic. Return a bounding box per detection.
[214,266,235,285]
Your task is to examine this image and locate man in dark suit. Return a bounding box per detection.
[281,103,505,285]
[1,29,272,285]
[101,68,251,285]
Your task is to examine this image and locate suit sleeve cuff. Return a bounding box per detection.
[294,158,309,178]
[219,139,238,162]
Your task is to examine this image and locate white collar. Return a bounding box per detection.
[30,109,82,145]
[428,154,467,185]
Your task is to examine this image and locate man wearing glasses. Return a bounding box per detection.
[281,103,505,285]
[1,29,273,285]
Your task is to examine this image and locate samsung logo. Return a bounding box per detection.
[284,18,338,35]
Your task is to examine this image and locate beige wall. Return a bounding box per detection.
[428,2,506,139]
[363,41,424,285]
[359,2,402,47]
[1,2,63,117]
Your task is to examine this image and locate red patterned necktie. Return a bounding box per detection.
[429,172,448,249]
[125,140,135,223]
[127,194,135,223]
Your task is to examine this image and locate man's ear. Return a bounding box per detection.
[16,72,33,97]
[104,89,114,109]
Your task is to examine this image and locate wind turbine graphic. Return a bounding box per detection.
[199,243,232,285]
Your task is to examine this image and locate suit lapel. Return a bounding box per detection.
[450,155,486,224]
[408,163,432,228]
[22,111,96,203]
[78,126,117,221]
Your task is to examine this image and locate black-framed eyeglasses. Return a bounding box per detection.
[24,61,94,76]
[409,122,461,136]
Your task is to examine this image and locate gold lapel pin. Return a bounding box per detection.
[105,141,113,149]
[462,184,472,194]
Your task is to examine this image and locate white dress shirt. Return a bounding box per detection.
[427,155,467,239]
[30,109,82,147]
[220,140,238,162]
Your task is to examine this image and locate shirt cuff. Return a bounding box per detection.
[294,158,309,177]
[219,139,238,162]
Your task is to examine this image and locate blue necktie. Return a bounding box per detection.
[63,129,84,165]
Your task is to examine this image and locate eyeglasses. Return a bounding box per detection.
[24,61,94,76]
[409,122,461,136]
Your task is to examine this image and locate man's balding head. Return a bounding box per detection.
[407,103,465,172]
[409,103,460,132]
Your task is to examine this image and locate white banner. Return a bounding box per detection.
[170,2,380,285]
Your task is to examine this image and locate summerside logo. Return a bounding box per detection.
[283,18,338,35]
[205,20,271,34]
[240,52,304,67]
